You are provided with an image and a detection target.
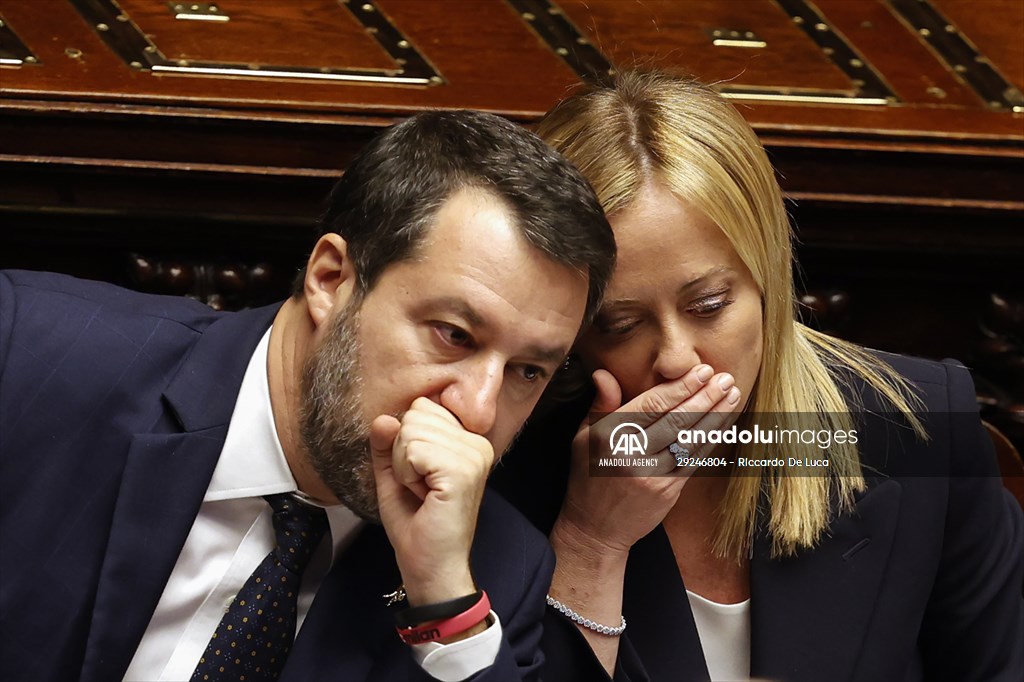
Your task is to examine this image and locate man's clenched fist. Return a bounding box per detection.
[370,397,494,608]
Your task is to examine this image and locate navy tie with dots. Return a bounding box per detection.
[191,494,329,682]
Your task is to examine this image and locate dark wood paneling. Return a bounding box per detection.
[0,0,1021,450]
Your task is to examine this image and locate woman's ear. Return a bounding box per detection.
[303,233,358,329]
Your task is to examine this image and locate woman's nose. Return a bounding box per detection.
[652,324,700,383]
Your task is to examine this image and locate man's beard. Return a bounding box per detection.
[298,297,380,522]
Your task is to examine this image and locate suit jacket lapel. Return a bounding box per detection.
[80,431,225,682]
[750,480,902,682]
[625,526,710,681]
[80,304,280,682]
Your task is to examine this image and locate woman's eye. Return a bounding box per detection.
[689,296,733,317]
[436,324,473,347]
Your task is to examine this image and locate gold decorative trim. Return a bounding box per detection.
[709,28,767,49]
[511,0,894,106]
[168,3,230,23]
[68,0,442,86]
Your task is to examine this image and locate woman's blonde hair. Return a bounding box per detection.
[539,70,926,559]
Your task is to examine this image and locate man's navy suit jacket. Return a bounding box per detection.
[0,270,554,681]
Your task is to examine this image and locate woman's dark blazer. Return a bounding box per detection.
[490,354,1024,681]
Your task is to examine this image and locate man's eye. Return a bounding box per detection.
[519,365,545,383]
[436,324,473,348]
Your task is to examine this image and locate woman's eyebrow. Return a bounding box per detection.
[598,266,736,315]
[675,266,734,296]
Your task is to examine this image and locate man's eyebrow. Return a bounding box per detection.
[426,297,568,365]
[426,296,485,327]
[520,344,571,366]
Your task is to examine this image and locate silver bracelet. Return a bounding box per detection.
[546,595,626,636]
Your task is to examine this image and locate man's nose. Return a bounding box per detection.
[653,322,701,383]
[440,358,504,436]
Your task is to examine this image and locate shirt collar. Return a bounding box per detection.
[205,326,362,552]
[206,327,295,501]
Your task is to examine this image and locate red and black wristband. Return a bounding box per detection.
[396,591,491,645]
[394,590,483,629]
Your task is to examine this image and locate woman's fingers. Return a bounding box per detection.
[643,371,736,453]
[587,365,713,454]
[626,364,713,421]
[581,365,749,480]
[668,392,742,463]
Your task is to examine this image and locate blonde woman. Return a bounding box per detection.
[493,71,1023,681]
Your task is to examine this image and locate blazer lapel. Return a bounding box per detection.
[625,526,711,682]
[80,430,225,682]
[280,524,404,681]
[749,479,902,682]
[80,304,280,682]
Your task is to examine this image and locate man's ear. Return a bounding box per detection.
[303,233,358,329]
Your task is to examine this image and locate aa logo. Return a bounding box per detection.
[609,422,648,456]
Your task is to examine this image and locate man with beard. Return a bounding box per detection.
[0,110,615,682]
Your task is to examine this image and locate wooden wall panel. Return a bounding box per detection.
[558,0,856,91]
[0,0,581,116]
[0,0,1021,449]
[553,0,1023,137]
[115,0,399,72]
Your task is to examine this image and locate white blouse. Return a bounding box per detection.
[685,590,752,681]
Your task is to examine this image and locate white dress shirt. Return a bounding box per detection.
[124,328,500,681]
[686,590,751,682]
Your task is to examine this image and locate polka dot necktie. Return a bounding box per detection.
[191,494,329,682]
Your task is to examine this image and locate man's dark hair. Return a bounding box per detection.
[293,109,614,324]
